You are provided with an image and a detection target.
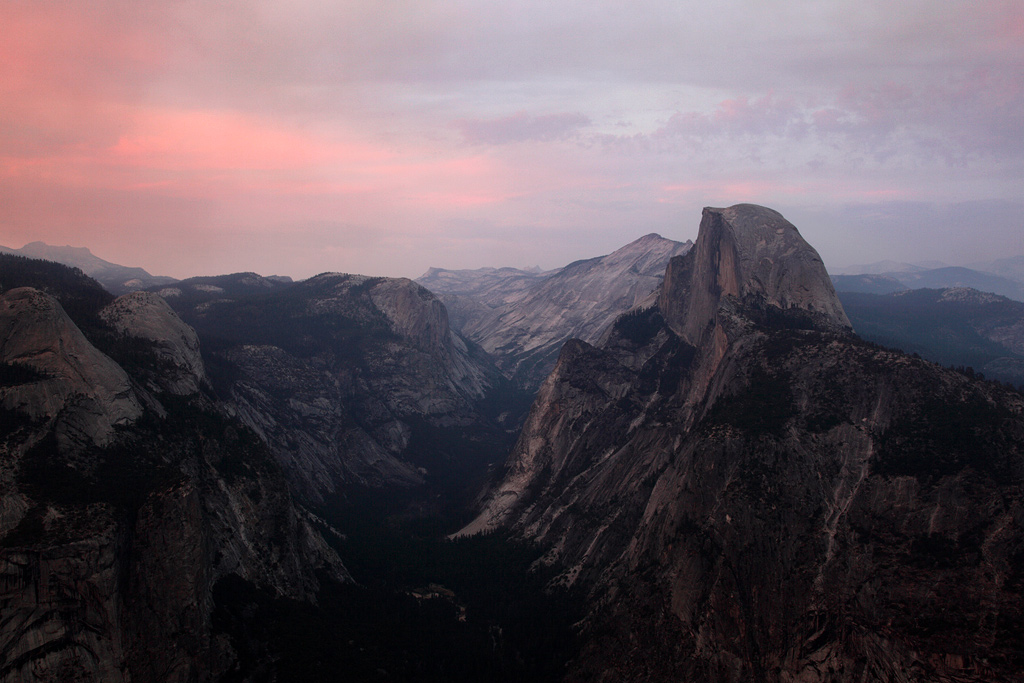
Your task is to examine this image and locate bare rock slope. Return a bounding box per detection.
[1,276,345,682]
[461,205,1024,682]
[419,233,692,389]
[100,291,208,396]
[158,272,507,501]
[0,287,142,449]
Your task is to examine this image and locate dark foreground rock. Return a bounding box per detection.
[0,280,345,683]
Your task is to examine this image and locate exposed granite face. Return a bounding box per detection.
[659,204,850,347]
[460,205,1024,682]
[367,277,492,400]
[416,266,549,312]
[0,285,347,683]
[419,233,693,390]
[100,291,208,396]
[165,272,505,500]
[221,342,425,495]
[0,287,142,449]
[0,516,127,683]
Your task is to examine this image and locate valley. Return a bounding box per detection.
[2,206,1024,682]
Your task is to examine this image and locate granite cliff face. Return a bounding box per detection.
[419,233,692,390]
[658,205,849,346]
[158,272,506,501]
[99,291,209,396]
[460,205,1024,682]
[0,287,142,450]
[0,279,346,682]
[416,265,550,333]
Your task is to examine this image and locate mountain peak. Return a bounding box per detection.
[22,240,92,254]
[614,232,688,254]
[660,204,851,344]
[632,232,665,243]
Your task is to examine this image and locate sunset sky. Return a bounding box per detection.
[2,0,1023,280]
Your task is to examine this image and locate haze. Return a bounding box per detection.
[2,0,1022,280]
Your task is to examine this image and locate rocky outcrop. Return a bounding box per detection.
[420,233,693,389]
[0,287,142,449]
[221,342,426,494]
[0,279,347,683]
[460,205,1024,682]
[1,437,346,683]
[659,204,850,346]
[161,272,507,500]
[368,277,491,400]
[100,291,208,395]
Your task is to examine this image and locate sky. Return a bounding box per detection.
[2,0,1023,280]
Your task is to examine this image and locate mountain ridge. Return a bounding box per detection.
[0,241,177,295]
[458,204,1024,682]
[833,263,1024,302]
[838,286,1024,387]
[419,232,693,389]
[149,270,511,502]
[1,265,347,681]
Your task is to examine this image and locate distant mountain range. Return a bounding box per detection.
[833,264,1024,301]
[832,259,950,275]
[970,254,1024,282]
[0,241,177,294]
[838,287,1024,387]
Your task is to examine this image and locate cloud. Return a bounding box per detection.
[1,0,1022,280]
[653,92,805,140]
[456,112,591,145]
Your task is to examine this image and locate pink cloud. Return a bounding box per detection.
[1,99,511,208]
[0,3,169,103]
[107,109,391,173]
[2,0,1022,280]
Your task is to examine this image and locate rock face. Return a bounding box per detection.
[0,287,142,449]
[159,272,506,500]
[460,204,1024,682]
[0,282,346,683]
[659,205,850,346]
[416,266,551,333]
[100,291,208,395]
[419,233,692,389]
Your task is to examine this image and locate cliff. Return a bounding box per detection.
[157,272,508,501]
[420,233,693,389]
[1,284,346,683]
[459,205,1024,682]
[99,291,209,396]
